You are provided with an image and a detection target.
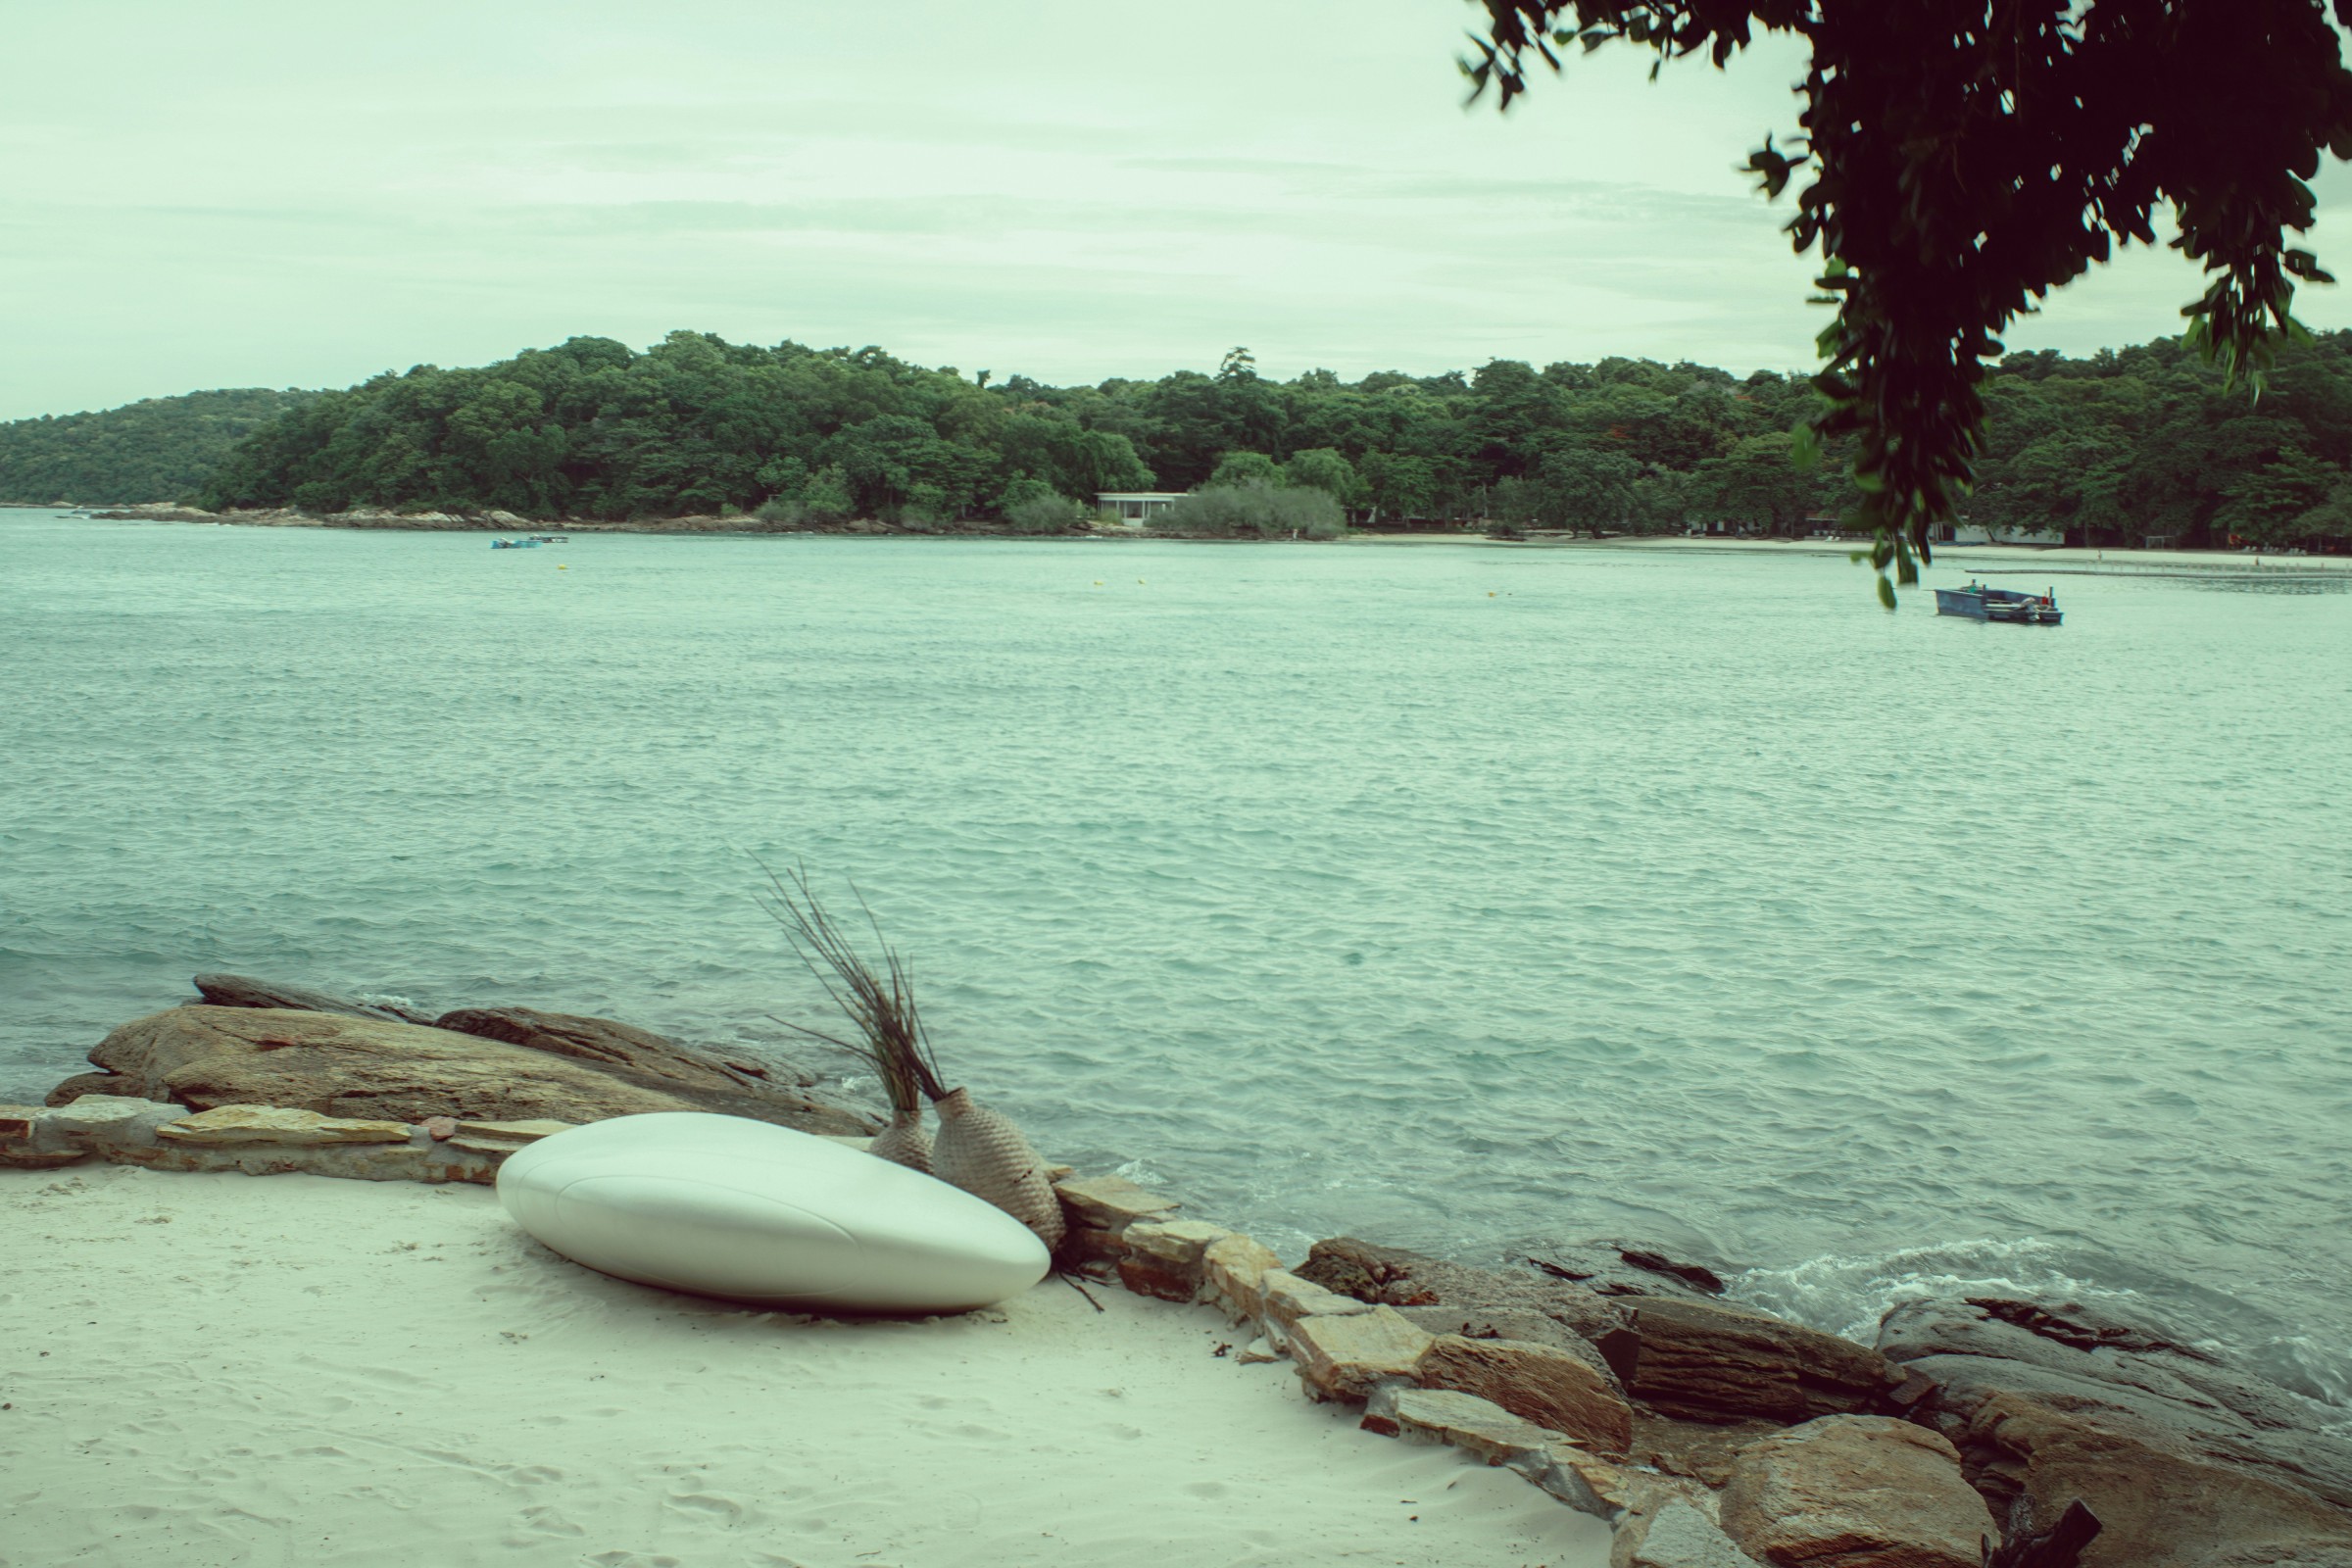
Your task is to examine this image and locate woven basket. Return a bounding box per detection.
[930,1087,1064,1250]
[867,1108,933,1174]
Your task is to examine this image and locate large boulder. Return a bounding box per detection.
[1297,1237,1636,1380]
[1632,1297,1903,1425]
[1948,1393,2352,1568]
[45,1006,879,1134]
[1718,1414,1998,1568]
[432,1005,820,1093]
[1883,1298,2352,1566]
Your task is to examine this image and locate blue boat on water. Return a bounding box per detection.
[1934,580,2063,624]
[489,538,542,550]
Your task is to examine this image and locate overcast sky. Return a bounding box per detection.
[10,0,2352,420]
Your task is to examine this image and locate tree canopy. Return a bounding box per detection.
[1466,0,2352,598]
[0,388,317,504]
[15,328,2352,550]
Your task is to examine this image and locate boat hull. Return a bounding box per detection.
[1936,584,2061,624]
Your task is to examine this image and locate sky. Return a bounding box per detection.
[10,0,2352,420]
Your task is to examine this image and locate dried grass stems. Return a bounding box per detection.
[757,859,942,1115]
[755,859,1065,1251]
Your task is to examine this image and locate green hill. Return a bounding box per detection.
[0,387,320,505]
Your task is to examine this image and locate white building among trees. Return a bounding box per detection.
[1096,492,1184,526]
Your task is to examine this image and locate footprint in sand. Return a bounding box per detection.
[664,1492,748,1524]
[513,1504,584,1537]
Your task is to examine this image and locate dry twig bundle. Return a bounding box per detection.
[759,862,1065,1249]
[760,864,1068,1250]
[759,861,933,1173]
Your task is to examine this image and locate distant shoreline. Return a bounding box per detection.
[24,502,2351,574]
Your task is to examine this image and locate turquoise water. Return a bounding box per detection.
[5,513,2348,1409]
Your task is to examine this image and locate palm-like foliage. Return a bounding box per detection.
[760,863,1062,1250]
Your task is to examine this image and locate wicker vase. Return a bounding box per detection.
[929,1087,1064,1251]
[866,1107,933,1174]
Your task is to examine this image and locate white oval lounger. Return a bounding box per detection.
[497,1112,1053,1312]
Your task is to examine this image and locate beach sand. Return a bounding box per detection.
[1,1165,1608,1568]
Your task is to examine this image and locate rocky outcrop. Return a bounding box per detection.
[1881,1297,2352,1510]
[2,1095,519,1183]
[1944,1395,2352,1568]
[1298,1237,1637,1381]
[46,1005,878,1134]
[433,1004,818,1092]
[1632,1297,1903,1425]
[1882,1298,2352,1567]
[193,973,436,1024]
[1526,1241,1731,1300]
[1718,1415,1998,1568]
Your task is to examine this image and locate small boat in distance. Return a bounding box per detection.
[489,537,542,549]
[527,534,568,544]
[1935,581,2063,624]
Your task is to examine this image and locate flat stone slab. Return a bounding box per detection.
[447,1135,532,1156]
[452,1119,574,1143]
[1201,1234,1282,1323]
[158,1105,413,1146]
[0,1103,43,1140]
[1374,1386,1558,1474]
[1262,1269,1371,1335]
[48,1095,166,1133]
[1419,1333,1633,1459]
[1054,1174,1182,1231]
[1628,1500,1766,1568]
[1117,1219,1232,1301]
[1289,1305,1434,1402]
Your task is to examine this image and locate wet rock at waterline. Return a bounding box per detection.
[1632,1296,1903,1426]
[1525,1239,1732,1301]
[1882,1297,2352,1565]
[45,1005,879,1135]
[1881,1296,2352,1511]
[192,972,437,1025]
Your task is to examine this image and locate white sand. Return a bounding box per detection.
[1,1166,1607,1568]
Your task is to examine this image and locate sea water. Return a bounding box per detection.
[4,513,2347,1413]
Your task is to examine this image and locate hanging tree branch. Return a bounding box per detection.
[1462,0,2352,604]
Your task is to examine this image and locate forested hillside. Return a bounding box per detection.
[32,329,2352,547]
[0,388,318,505]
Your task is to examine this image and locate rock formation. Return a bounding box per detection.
[1881,1297,2352,1567]
[46,1005,877,1135]
[1717,1414,1998,1568]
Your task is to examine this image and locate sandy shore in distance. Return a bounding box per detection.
[0,1165,1607,1568]
[1354,531,2352,570]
